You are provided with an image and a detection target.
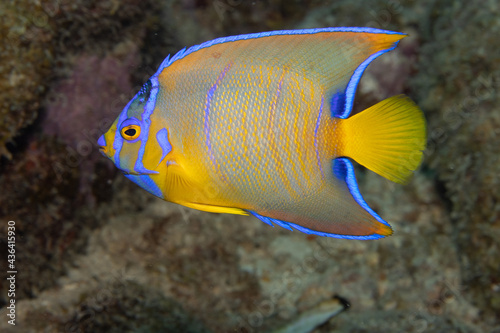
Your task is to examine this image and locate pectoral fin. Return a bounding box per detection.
[165,164,247,215]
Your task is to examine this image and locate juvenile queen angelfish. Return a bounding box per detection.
[98,27,426,240]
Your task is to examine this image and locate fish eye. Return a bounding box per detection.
[120,124,141,140]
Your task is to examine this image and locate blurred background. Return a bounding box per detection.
[0,0,499,332]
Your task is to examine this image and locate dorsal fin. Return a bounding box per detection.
[156,27,406,119]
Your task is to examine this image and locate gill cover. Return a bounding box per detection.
[112,78,168,174]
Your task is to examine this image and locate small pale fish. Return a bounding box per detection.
[98,27,426,239]
[273,296,349,333]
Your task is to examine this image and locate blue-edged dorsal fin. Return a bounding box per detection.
[153,27,406,119]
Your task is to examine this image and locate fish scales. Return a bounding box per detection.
[160,53,327,210]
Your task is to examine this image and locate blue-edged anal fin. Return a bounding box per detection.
[248,158,392,240]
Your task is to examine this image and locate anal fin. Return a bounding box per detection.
[246,158,393,240]
[332,157,393,237]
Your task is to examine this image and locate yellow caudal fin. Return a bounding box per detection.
[339,95,426,184]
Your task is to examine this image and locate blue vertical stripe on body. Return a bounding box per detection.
[314,96,324,177]
[156,128,172,166]
[204,62,232,169]
[134,78,160,174]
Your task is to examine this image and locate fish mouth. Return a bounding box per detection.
[98,146,109,158]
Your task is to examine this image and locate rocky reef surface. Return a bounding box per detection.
[0,0,498,332]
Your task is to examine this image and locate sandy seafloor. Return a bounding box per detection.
[0,0,499,332]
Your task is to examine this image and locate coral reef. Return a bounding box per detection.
[0,1,53,157]
[0,0,166,158]
[0,0,166,309]
[0,138,83,303]
[42,44,141,203]
[63,281,210,333]
[42,46,140,148]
